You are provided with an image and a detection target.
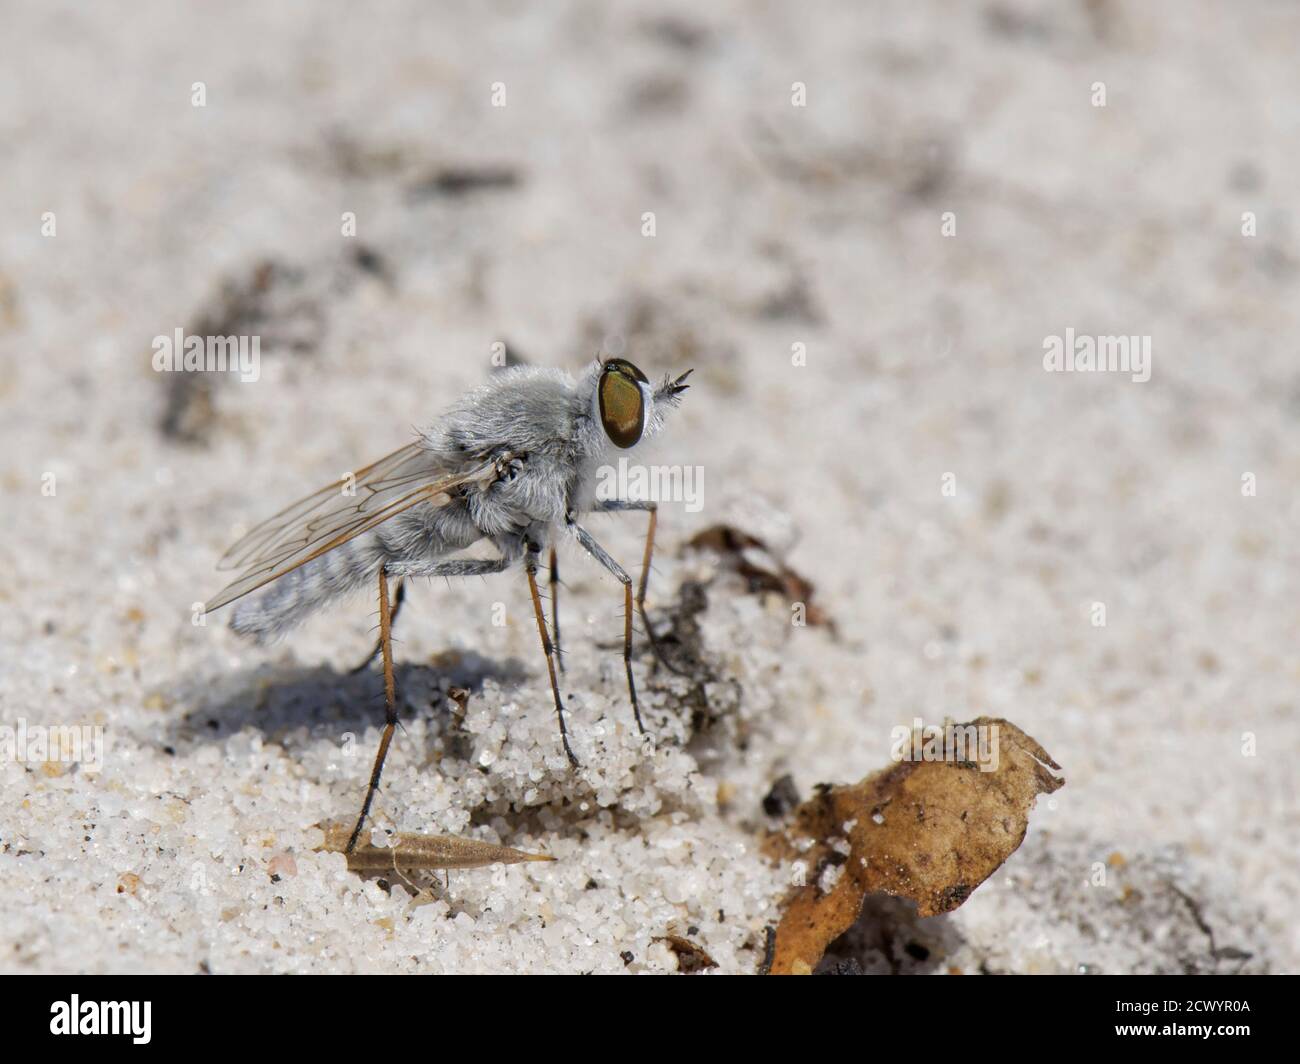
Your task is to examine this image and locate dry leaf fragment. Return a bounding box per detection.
[654,934,718,974]
[763,717,1063,975]
[687,524,836,630]
[317,824,555,873]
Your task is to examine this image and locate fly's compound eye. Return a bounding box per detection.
[603,357,648,383]
[599,363,646,448]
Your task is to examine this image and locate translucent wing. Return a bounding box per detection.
[215,443,429,573]
[207,442,502,612]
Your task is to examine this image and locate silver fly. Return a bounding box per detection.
[207,359,692,853]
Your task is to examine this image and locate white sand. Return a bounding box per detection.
[2,0,1296,973]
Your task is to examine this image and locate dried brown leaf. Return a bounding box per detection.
[763,717,1064,975]
[687,524,836,631]
[654,934,719,974]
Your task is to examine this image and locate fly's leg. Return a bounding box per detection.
[525,542,579,767]
[594,500,682,674]
[548,545,564,674]
[349,578,406,675]
[346,566,400,854]
[390,547,576,767]
[345,555,513,854]
[568,518,647,736]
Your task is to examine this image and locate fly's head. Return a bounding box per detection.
[593,357,692,450]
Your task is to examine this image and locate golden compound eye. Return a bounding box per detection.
[599,366,646,448]
[605,357,648,383]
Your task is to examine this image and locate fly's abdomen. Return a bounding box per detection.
[230,535,380,643]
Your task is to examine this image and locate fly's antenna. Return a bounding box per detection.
[656,368,693,405]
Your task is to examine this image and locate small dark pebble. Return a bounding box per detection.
[351,244,389,280]
[762,774,801,818]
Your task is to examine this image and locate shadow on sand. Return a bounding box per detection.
[164,650,529,749]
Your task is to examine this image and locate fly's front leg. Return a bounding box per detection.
[568,518,648,736]
[594,500,681,674]
[524,541,579,767]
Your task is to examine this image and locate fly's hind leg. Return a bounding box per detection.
[346,565,400,854]
[568,518,648,737]
[594,500,682,674]
[349,578,406,675]
[525,541,579,767]
[344,555,513,855]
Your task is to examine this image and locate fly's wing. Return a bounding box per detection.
[207,442,502,612]
[215,442,429,573]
